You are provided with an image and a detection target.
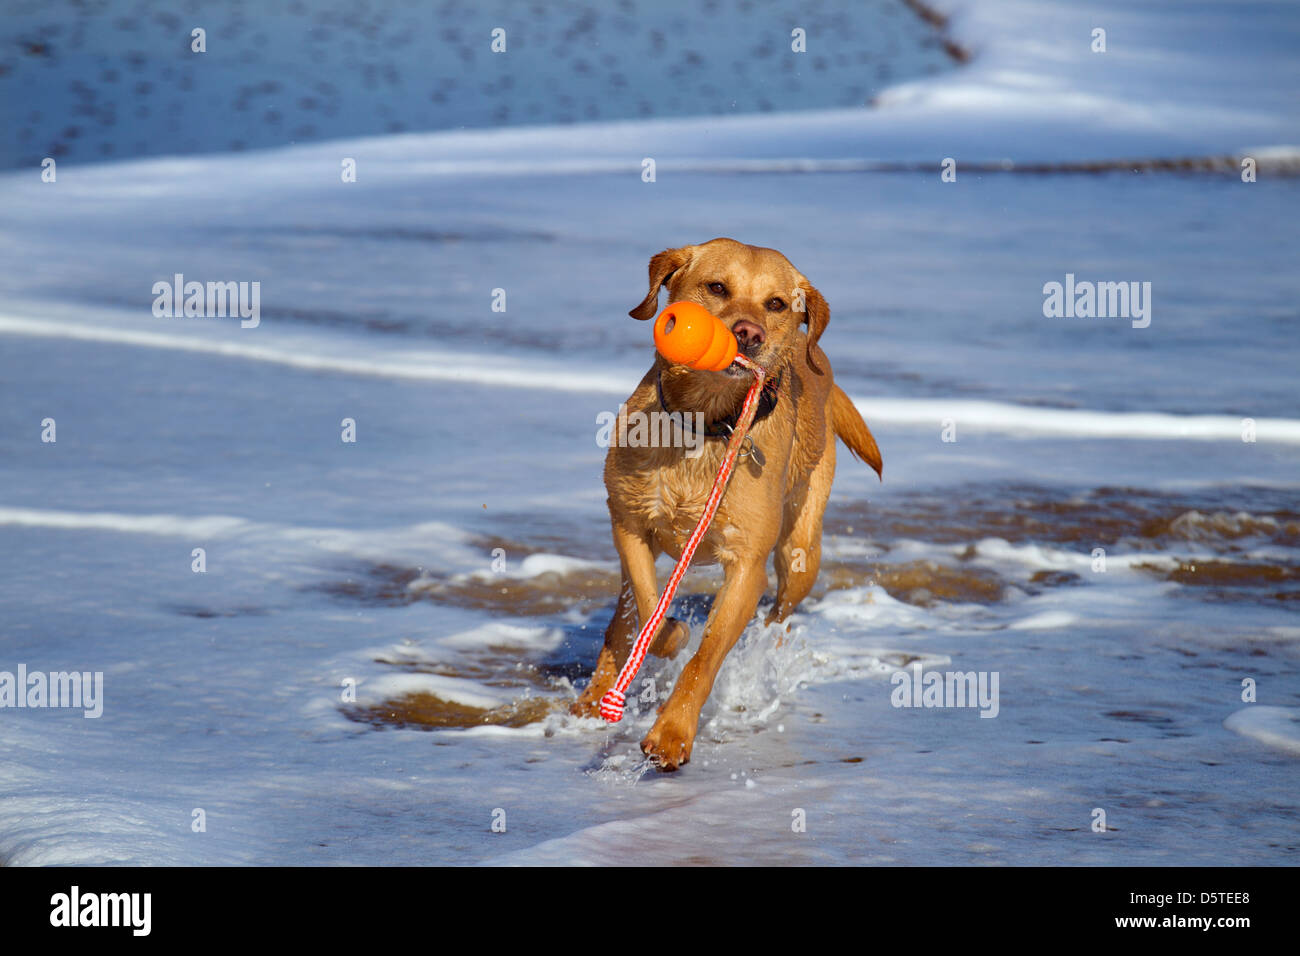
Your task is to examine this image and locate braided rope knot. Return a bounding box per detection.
[598,689,626,723]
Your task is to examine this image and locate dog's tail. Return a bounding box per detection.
[830,385,883,479]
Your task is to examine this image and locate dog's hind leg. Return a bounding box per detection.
[648,617,690,659]
[571,523,686,717]
[571,571,639,718]
[766,438,836,625]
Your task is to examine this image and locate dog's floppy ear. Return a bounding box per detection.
[629,246,694,320]
[798,283,830,375]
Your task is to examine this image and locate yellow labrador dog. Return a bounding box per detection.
[573,238,882,769]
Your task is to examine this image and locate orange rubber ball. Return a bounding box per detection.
[653,301,738,372]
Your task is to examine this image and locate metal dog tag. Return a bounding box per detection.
[722,424,765,468]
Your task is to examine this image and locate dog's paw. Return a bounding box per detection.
[640,711,699,771]
[764,602,795,627]
[648,617,690,659]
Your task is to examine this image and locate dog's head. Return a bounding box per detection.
[629,237,830,377]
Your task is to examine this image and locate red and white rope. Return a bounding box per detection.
[599,355,767,722]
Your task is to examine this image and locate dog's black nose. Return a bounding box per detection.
[732,320,765,349]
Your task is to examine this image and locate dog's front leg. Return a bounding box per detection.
[641,557,768,769]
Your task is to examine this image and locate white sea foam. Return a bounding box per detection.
[0,506,253,538]
[0,506,477,568]
[1224,707,1300,757]
[0,314,635,394]
[432,622,567,653]
[1009,610,1079,631]
[846,396,1300,444]
[455,553,611,581]
[354,673,510,711]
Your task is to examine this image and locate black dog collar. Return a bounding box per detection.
[656,367,783,438]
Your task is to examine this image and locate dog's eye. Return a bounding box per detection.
[766,297,787,312]
[707,282,728,297]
